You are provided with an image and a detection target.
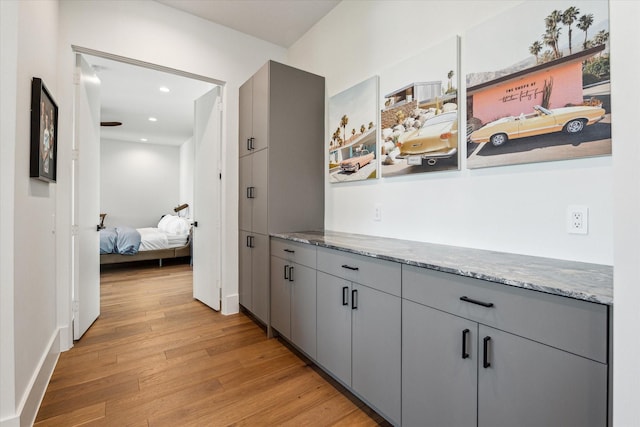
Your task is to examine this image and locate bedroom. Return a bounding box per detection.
[86,53,219,292]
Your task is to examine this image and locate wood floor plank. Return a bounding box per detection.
[35,262,387,426]
[33,402,106,426]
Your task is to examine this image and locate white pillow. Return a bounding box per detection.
[171,217,191,235]
[157,214,175,232]
[158,215,190,235]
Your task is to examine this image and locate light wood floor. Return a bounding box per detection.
[35,260,388,426]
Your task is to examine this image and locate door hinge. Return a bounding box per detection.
[71,149,79,161]
[72,300,79,314]
[73,70,81,85]
[71,225,79,236]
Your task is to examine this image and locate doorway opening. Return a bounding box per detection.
[72,46,225,340]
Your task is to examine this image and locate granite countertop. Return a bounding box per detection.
[271,230,613,305]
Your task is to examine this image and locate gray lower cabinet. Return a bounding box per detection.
[316,269,401,426]
[478,325,607,427]
[238,231,268,324]
[316,271,352,385]
[270,254,317,358]
[402,264,608,427]
[402,299,477,427]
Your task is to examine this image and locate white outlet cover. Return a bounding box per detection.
[374,204,382,222]
[567,205,588,234]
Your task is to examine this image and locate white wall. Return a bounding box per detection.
[0,1,19,424]
[288,0,613,265]
[101,139,181,228]
[1,1,61,425]
[179,137,195,217]
[56,0,287,325]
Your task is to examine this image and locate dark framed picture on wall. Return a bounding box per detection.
[30,77,58,182]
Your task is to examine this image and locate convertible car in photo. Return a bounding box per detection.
[340,148,375,172]
[468,105,606,147]
[396,111,458,165]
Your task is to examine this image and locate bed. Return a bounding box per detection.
[100,214,192,266]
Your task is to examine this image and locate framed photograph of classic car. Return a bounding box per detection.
[465,0,611,169]
[328,76,379,183]
[379,36,460,177]
[30,77,58,182]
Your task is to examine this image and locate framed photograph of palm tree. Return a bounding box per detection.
[465,0,611,169]
[379,36,460,177]
[328,76,379,183]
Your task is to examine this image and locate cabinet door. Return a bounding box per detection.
[252,148,268,234]
[238,155,252,232]
[239,77,253,157]
[238,231,252,310]
[351,283,401,425]
[478,325,608,427]
[316,271,352,386]
[402,300,477,427]
[251,234,269,324]
[270,256,291,339]
[251,62,269,152]
[290,263,317,358]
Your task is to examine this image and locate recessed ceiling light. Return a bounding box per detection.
[148,117,157,122]
[159,86,170,93]
[140,138,148,142]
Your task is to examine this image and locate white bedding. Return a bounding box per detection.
[138,227,189,251]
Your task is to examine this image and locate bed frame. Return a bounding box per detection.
[100,235,191,266]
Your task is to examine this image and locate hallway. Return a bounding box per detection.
[35,262,387,426]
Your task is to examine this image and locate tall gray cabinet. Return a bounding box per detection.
[238,61,325,326]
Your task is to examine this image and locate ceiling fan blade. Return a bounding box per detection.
[100,121,122,127]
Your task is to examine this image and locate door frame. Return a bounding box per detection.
[69,45,226,339]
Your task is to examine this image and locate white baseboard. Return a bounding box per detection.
[17,329,60,427]
[0,415,19,427]
[222,293,239,315]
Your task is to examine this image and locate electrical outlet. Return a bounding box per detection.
[567,205,588,234]
[373,204,382,222]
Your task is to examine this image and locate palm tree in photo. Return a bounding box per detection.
[340,115,349,145]
[447,70,454,92]
[543,27,562,60]
[578,13,594,49]
[331,128,341,147]
[562,6,580,54]
[544,10,563,59]
[360,124,366,134]
[593,29,609,46]
[368,121,374,130]
[529,40,543,64]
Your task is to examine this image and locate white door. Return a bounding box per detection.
[192,86,222,310]
[73,54,101,339]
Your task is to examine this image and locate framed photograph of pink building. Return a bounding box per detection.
[465,1,611,169]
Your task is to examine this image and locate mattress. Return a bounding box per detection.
[138,227,189,251]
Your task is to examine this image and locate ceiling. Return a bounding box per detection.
[86,54,216,146]
[155,0,340,48]
[91,1,339,147]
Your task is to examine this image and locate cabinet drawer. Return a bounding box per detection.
[402,265,608,363]
[317,247,401,297]
[270,238,316,269]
